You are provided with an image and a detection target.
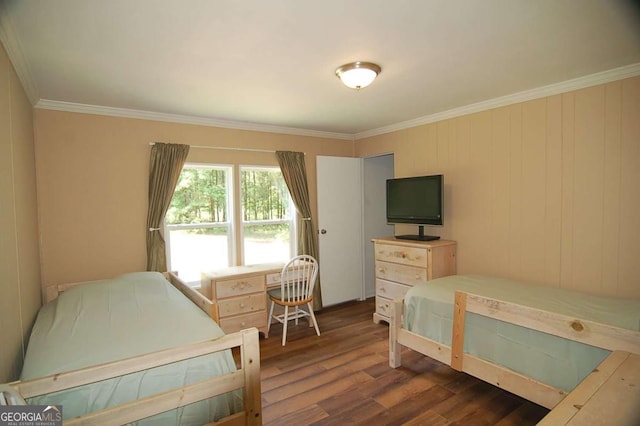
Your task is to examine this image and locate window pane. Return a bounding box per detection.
[240,169,290,221]
[168,227,229,283]
[243,223,291,265]
[167,165,232,283]
[167,168,228,225]
[240,167,295,265]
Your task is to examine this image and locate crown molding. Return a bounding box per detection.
[35,99,355,141]
[354,62,640,140]
[0,2,39,104]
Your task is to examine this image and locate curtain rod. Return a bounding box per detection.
[149,142,306,155]
[149,142,276,153]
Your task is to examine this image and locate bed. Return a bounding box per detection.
[1,271,262,425]
[389,275,640,412]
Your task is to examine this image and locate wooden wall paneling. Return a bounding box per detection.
[451,115,473,273]
[507,104,523,279]
[602,82,622,295]
[468,111,493,274]
[10,66,40,354]
[489,107,511,278]
[572,86,606,294]
[407,126,430,177]
[0,39,23,383]
[425,123,438,172]
[443,119,459,241]
[436,121,452,240]
[520,99,548,284]
[544,95,563,287]
[618,77,640,297]
[560,92,575,290]
[436,120,451,171]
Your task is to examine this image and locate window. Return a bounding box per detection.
[240,166,295,265]
[166,164,295,284]
[165,165,233,283]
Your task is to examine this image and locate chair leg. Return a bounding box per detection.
[307,303,320,336]
[267,300,275,337]
[282,306,289,346]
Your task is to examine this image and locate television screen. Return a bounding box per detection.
[386,174,443,229]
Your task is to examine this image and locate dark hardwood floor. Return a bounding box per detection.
[257,298,549,425]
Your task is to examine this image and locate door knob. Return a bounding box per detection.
[320,229,327,234]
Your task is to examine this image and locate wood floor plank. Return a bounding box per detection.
[315,389,387,425]
[262,371,374,423]
[372,373,438,408]
[402,409,451,426]
[264,404,328,425]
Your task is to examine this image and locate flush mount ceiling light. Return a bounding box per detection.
[335,61,381,90]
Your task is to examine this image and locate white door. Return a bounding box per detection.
[316,156,364,306]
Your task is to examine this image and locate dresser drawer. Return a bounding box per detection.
[217,293,267,318]
[375,260,427,286]
[376,279,411,301]
[375,296,393,318]
[375,243,428,268]
[215,275,265,299]
[266,272,281,287]
[219,311,267,334]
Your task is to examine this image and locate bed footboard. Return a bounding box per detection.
[2,328,262,425]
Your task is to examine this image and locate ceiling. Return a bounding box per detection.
[1,0,639,140]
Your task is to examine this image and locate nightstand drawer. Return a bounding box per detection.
[375,260,427,286]
[376,279,411,301]
[375,243,428,268]
[219,311,267,334]
[215,275,265,298]
[218,293,267,318]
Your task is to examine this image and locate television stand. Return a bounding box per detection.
[395,225,440,242]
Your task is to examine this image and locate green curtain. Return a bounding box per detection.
[276,151,322,310]
[146,142,190,272]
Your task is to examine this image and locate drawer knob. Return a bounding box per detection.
[240,303,245,308]
[241,322,246,327]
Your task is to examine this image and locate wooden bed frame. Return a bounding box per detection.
[390,291,640,412]
[2,272,261,425]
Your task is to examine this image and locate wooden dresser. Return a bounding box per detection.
[201,263,284,337]
[372,237,457,324]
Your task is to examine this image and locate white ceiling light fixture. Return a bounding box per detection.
[335,61,382,90]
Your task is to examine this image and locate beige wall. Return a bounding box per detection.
[34,110,353,292]
[356,77,640,299]
[0,43,41,382]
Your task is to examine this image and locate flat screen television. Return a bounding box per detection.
[386,174,443,241]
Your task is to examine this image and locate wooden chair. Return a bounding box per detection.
[267,255,320,346]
